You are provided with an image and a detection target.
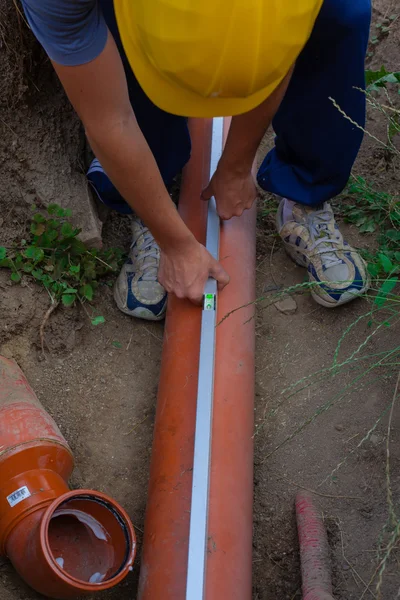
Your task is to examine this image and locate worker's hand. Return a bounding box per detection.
[158,236,230,304]
[201,165,257,220]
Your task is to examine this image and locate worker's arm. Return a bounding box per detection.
[202,69,293,219]
[51,32,229,303]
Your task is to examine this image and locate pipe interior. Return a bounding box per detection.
[48,497,129,583]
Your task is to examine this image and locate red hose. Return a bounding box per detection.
[295,491,335,600]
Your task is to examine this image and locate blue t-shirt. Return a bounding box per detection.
[21,0,108,66]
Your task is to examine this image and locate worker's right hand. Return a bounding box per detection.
[158,237,230,304]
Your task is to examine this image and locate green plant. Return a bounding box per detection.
[365,66,400,150]
[314,66,400,597]
[0,203,124,336]
[336,176,400,283]
[368,14,398,56]
[252,64,400,597]
[334,67,400,288]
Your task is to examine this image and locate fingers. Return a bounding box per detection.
[201,184,212,201]
[209,258,230,291]
[218,206,244,220]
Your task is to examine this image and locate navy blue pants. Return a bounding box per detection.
[95,0,371,212]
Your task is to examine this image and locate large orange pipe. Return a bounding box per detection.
[138,118,255,599]
[206,119,255,599]
[137,119,211,599]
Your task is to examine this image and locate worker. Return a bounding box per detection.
[21,0,371,321]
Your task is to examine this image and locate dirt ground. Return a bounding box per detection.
[0,1,399,599]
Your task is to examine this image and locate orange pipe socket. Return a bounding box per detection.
[0,356,136,599]
[138,118,256,599]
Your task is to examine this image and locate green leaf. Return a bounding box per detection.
[69,264,80,274]
[42,275,53,288]
[366,67,400,89]
[374,277,398,308]
[91,316,105,326]
[32,269,44,281]
[47,203,60,215]
[64,208,72,217]
[384,73,399,83]
[69,238,86,256]
[83,263,96,279]
[378,253,393,274]
[385,229,400,241]
[23,263,33,273]
[33,213,46,223]
[56,207,67,218]
[112,341,122,349]
[14,255,23,268]
[0,247,6,260]
[63,287,78,294]
[359,222,376,233]
[62,294,76,307]
[61,222,74,237]
[24,246,44,263]
[41,230,58,246]
[11,272,21,283]
[81,284,94,301]
[367,263,380,278]
[31,222,46,236]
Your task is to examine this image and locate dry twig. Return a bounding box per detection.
[40,301,59,356]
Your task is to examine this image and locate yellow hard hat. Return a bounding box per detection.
[115,0,323,118]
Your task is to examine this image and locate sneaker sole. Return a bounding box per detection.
[285,244,369,308]
[310,283,370,308]
[113,285,167,321]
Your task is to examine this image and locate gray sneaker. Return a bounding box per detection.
[277,198,370,307]
[114,217,167,320]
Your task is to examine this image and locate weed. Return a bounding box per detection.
[365,67,400,152]
[334,67,400,287]
[336,175,400,281]
[0,203,124,345]
[368,14,399,57]
[254,64,400,598]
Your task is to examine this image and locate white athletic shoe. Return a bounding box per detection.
[114,217,167,320]
[277,199,370,307]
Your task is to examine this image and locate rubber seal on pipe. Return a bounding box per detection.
[40,490,136,592]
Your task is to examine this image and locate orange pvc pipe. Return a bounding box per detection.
[138,118,255,599]
[0,356,136,599]
[138,119,212,599]
[206,119,255,599]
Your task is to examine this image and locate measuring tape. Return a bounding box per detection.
[185,118,224,600]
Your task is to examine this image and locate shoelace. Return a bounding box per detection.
[130,224,159,282]
[306,208,343,269]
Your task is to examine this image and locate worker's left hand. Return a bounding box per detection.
[201,165,257,220]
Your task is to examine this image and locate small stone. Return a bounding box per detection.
[274,296,297,315]
[263,283,281,294]
[370,434,379,445]
[335,424,344,432]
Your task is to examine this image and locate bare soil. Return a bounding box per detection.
[0,2,399,599]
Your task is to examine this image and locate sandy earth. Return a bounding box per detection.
[0,1,399,599]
